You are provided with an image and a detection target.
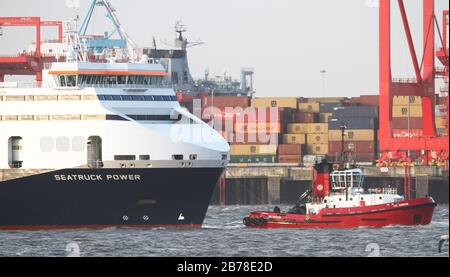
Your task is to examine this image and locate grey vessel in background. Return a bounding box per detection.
[143,22,255,97]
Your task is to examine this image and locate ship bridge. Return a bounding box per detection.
[46,62,168,88]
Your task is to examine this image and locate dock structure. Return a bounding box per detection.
[210,165,449,205]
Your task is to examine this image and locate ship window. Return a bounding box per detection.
[103,95,113,101]
[163,96,171,101]
[189,154,198,160]
[40,136,54,152]
[136,115,146,120]
[170,96,177,101]
[56,136,70,152]
[59,75,66,87]
[172,72,179,84]
[122,95,132,101]
[139,155,150,161]
[153,95,163,101]
[112,95,122,101]
[98,95,105,100]
[8,136,23,169]
[66,75,77,87]
[114,155,136,161]
[131,95,144,101]
[118,75,127,84]
[172,154,184,160]
[144,95,154,101]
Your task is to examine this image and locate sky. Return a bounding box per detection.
[0,0,448,97]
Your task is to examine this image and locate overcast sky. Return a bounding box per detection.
[0,0,448,97]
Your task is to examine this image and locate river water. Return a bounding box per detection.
[0,205,448,257]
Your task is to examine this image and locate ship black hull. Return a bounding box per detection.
[0,167,224,230]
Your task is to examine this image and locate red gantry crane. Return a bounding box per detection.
[378,0,449,167]
[0,17,62,83]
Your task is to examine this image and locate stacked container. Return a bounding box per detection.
[278,144,304,164]
[391,96,423,138]
[328,105,379,162]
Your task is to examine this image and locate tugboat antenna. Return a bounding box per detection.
[340,123,347,164]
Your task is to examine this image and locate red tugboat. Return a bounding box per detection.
[243,161,436,228]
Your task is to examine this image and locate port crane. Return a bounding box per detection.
[0,17,62,83]
[78,0,140,60]
[378,0,449,167]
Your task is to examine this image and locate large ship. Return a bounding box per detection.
[0,22,229,230]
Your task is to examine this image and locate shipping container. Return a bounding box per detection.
[307,133,329,144]
[202,107,289,126]
[278,155,302,164]
[230,144,278,156]
[328,141,375,154]
[328,117,377,130]
[307,123,328,134]
[304,97,345,103]
[392,117,423,129]
[291,111,318,123]
[392,129,424,138]
[307,143,329,155]
[392,105,422,117]
[251,97,298,109]
[345,95,379,107]
[319,103,343,113]
[278,144,304,155]
[319,113,333,123]
[393,96,422,106]
[328,129,375,141]
[435,116,447,128]
[287,124,309,134]
[201,96,249,109]
[234,122,281,133]
[287,123,328,134]
[226,132,279,145]
[298,102,320,113]
[230,155,278,164]
[332,105,378,118]
[283,134,306,144]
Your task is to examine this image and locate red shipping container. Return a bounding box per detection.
[201,96,249,109]
[291,112,316,123]
[328,141,375,155]
[278,155,302,164]
[391,117,423,129]
[201,107,283,124]
[278,144,304,155]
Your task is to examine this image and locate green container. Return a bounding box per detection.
[230,155,278,164]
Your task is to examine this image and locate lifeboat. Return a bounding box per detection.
[243,161,436,228]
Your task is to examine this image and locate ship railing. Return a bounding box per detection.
[1,82,171,89]
[76,83,171,89]
[367,188,398,195]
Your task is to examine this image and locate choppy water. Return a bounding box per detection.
[0,205,448,257]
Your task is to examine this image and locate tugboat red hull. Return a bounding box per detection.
[243,197,436,229]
